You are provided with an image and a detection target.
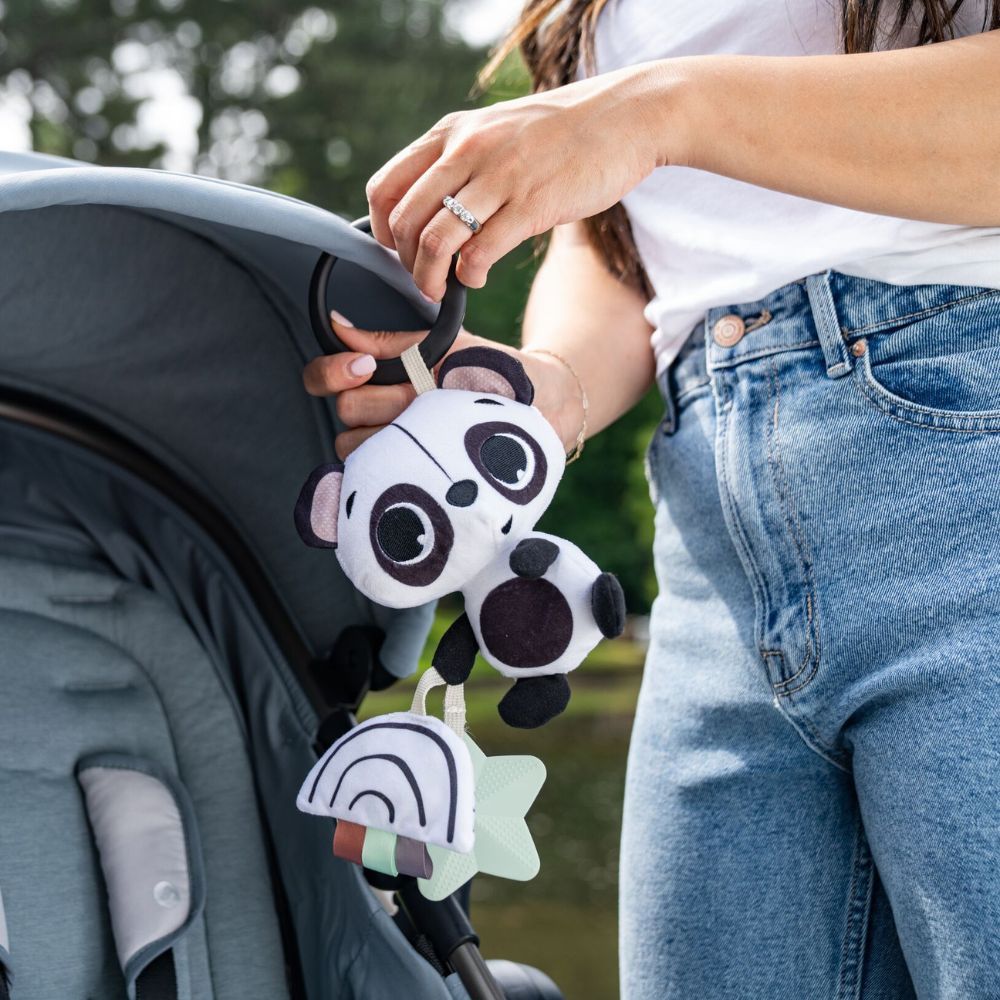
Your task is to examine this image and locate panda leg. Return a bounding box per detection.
[591,572,626,638]
[498,674,571,729]
[432,612,479,685]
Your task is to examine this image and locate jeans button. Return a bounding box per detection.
[713,314,746,347]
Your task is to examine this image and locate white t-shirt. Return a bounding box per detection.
[588,1,1000,371]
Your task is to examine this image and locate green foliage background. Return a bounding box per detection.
[0,0,660,607]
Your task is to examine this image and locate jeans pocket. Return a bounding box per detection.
[851,290,1000,432]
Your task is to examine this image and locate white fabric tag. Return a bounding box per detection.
[400,343,437,395]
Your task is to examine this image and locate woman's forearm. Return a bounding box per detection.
[522,222,654,445]
[659,31,1000,226]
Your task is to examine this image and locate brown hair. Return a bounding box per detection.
[481,0,1000,294]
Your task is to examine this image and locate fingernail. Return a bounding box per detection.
[419,290,439,304]
[331,309,354,328]
[349,353,376,377]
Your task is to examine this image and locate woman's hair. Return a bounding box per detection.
[481,0,1000,293]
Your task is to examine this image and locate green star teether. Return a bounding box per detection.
[418,734,546,901]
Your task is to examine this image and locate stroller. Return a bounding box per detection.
[0,151,563,1000]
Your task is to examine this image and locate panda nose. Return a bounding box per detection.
[446,480,478,507]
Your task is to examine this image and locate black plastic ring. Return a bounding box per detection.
[308,216,466,386]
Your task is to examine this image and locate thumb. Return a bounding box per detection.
[302,348,378,396]
[330,309,428,359]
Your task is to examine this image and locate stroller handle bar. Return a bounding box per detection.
[309,217,466,385]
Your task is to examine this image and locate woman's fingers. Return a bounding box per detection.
[303,312,429,395]
[387,161,470,274]
[367,129,447,249]
[411,181,507,300]
[302,350,377,396]
[454,206,530,289]
[333,313,428,358]
[335,425,385,461]
[336,382,416,428]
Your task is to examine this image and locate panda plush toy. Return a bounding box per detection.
[295,345,625,729]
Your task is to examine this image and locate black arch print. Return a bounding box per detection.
[328,753,426,826]
[308,721,460,843]
[348,790,396,823]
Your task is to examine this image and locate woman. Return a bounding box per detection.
[305,3,1000,997]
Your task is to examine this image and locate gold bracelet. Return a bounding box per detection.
[524,347,589,465]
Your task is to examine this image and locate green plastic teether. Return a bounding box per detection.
[418,734,545,901]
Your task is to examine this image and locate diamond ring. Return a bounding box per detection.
[443,195,482,234]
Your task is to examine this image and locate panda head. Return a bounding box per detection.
[295,347,566,608]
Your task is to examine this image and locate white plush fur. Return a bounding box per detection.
[334,388,565,608]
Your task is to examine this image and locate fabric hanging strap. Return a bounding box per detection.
[411,667,466,737]
[400,343,437,395]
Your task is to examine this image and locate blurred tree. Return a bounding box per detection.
[0,0,659,608]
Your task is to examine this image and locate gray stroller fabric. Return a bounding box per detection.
[0,152,471,1000]
[0,151,435,672]
[0,419,464,1000]
[0,553,288,1000]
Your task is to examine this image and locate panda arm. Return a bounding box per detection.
[509,537,560,579]
[432,612,479,685]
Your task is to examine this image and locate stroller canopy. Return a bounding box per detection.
[0,150,436,670]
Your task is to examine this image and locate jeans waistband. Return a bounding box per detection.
[656,269,1000,414]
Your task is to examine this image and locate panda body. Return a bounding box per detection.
[464,533,605,679]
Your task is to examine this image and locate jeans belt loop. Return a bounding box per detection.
[805,271,853,379]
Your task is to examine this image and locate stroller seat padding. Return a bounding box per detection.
[0,554,289,1000]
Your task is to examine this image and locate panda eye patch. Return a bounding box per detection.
[369,484,454,587]
[377,505,430,564]
[481,434,531,486]
[464,421,547,505]
[345,491,356,518]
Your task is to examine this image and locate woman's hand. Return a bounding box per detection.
[365,63,687,302]
[303,310,583,460]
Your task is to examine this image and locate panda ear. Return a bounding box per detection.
[294,462,344,548]
[438,347,534,405]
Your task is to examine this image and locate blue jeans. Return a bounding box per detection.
[621,272,1000,1000]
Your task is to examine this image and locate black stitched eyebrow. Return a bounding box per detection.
[389,423,452,481]
[474,398,503,405]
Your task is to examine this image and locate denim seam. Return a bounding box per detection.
[715,368,847,772]
[841,287,1000,337]
[763,357,822,694]
[674,379,711,404]
[712,377,771,675]
[836,819,875,1000]
[709,339,821,370]
[766,679,852,773]
[854,355,1000,433]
